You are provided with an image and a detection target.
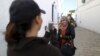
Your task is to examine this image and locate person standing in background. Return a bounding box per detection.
[67,14,77,51]
[67,14,77,39]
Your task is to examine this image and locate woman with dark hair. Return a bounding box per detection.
[5,0,62,56]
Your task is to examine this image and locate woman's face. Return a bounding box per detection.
[32,14,43,31]
[59,16,69,34]
[37,15,43,30]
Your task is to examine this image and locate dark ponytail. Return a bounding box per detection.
[5,20,32,43]
[5,22,15,42]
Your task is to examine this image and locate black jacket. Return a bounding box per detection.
[7,37,63,56]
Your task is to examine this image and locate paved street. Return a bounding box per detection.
[0,27,100,56]
[75,27,100,56]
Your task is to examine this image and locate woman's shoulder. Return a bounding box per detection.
[30,37,63,56]
[40,44,63,56]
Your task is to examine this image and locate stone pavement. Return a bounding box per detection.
[0,27,100,56]
[74,27,100,56]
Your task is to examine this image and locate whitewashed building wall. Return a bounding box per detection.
[76,0,100,34]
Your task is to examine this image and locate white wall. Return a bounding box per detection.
[35,0,55,37]
[0,0,13,32]
[76,0,100,34]
[34,0,60,36]
[0,0,13,56]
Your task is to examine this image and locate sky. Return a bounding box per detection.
[61,0,77,16]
